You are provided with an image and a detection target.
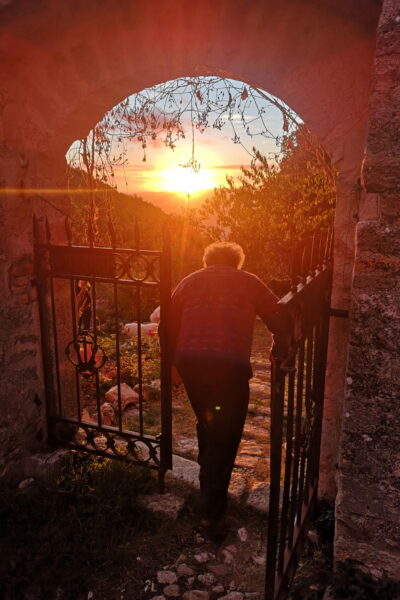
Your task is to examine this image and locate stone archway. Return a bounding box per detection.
[2,0,393,578]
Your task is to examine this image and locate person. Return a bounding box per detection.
[166,242,291,540]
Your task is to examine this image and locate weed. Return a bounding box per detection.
[0,454,161,599]
[332,560,400,600]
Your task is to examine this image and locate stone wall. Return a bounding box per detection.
[0,146,68,481]
[0,0,380,491]
[335,0,400,580]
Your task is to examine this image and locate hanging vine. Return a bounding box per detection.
[66,76,335,247]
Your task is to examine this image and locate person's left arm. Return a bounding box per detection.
[254,278,293,364]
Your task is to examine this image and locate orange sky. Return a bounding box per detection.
[67,80,288,212]
[111,122,281,210]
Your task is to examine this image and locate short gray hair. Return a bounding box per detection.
[203,242,245,269]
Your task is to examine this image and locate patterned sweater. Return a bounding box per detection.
[167,264,288,368]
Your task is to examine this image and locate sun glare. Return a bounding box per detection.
[156,166,218,195]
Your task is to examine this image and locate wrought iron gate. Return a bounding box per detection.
[265,229,333,599]
[34,216,172,489]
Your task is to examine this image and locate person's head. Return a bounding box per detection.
[202,241,245,269]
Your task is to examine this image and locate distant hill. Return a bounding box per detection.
[137,189,212,214]
[67,166,168,248]
[67,167,208,282]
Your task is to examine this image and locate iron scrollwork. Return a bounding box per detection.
[114,252,160,283]
[65,333,108,375]
[72,423,161,467]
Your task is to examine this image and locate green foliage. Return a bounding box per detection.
[197,126,336,282]
[99,332,161,386]
[123,334,161,385]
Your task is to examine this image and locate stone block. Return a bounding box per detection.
[22,449,69,485]
[140,493,184,520]
[168,454,200,488]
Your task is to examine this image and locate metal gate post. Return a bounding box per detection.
[159,226,173,491]
[33,215,57,446]
[264,230,334,600]
[265,360,286,599]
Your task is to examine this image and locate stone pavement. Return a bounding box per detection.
[136,490,267,600]
[138,355,277,599]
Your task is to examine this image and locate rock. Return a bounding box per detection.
[249,382,266,398]
[183,591,209,600]
[176,553,187,564]
[307,529,319,545]
[163,584,180,598]
[197,572,216,586]
[123,406,140,418]
[244,593,260,599]
[105,382,138,410]
[209,563,229,577]
[212,584,225,594]
[222,549,234,564]
[194,552,209,563]
[251,360,269,372]
[140,493,184,520]
[177,563,194,577]
[169,455,200,488]
[157,570,177,585]
[18,477,36,491]
[238,441,263,456]
[100,402,116,425]
[228,472,247,498]
[219,592,244,600]
[237,527,248,542]
[224,544,237,554]
[251,554,266,565]
[150,596,166,600]
[242,424,266,439]
[188,577,195,586]
[23,450,69,485]
[151,378,161,390]
[195,533,205,544]
[234,454,258,469]
[134,383,161,402]
[177,436,198,454]
[246,483,270,513]
[322,585,335,600]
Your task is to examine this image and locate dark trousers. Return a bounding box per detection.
[177,358,250,520]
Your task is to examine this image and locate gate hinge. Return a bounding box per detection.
[329,308,349,318]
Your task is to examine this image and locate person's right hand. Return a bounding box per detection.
[280,346,296,372]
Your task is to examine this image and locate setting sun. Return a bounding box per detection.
[156,166,219,195]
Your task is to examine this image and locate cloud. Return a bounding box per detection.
[212,164,247,170]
